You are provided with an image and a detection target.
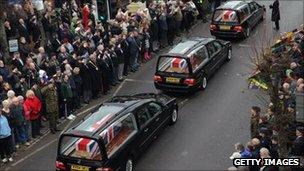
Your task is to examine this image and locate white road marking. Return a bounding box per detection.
[238,44,263,48]
[25,130,50,149]
[112,80,126,97]
[9,139,57,168]
[124,78,154,84]
[179,98,189,106]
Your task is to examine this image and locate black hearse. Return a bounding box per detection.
[154,37,231,93]
[210,0,265,38]
[56,93,178,171]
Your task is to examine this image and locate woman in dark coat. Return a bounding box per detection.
[270,0,280,30]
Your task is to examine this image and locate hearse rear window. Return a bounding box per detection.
[60,136,102,160]
[158,56,189,74]
[99,113,137,157]
[213,9,238,23]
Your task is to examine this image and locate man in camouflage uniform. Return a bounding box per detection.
[41,79,59,134]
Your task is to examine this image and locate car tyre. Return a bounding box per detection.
[200,76,207,90]
[226,48,232,61]
[244,26,250,38]
[125,158,134,171]
[169,108,178,125]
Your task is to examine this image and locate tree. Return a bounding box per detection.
[0,2,9,63]
[251,40,294,158]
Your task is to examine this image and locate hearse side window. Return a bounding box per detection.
[212,41,222,53]
[136,106,153,128]
[249,3,257,13]
[238,6,250,22]
[147,102,162,117]
[206,43,217,57]
[100,113,137,157]
[189,46,208,71]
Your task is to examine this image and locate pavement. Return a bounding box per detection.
[3,1,304,170]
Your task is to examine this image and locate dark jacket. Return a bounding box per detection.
[10,105,25,127]
[60,81,73,100]
[270,0,280,21]
[290,136,304,156]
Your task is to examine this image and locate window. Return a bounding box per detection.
[212,41,222,53]
[136,106,153,128]
[249,3,257,13]
[189,46,209,71]
[158,56,189,74]
[206,43,217,57]
[213,9,238,23]
[238,5,251,22]
[147,102,162,117]
[100,114,137,156]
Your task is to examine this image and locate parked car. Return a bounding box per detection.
[154,37,232,93]
[210,0,265,38]
[56,93,178,171]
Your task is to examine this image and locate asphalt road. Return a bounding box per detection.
[6,1,304,170]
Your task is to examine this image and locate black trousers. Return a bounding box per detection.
[0,136,12,159]
[31,119,41,138]
[275,20,280,30]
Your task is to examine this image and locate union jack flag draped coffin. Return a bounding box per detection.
[75,114,113,158]
[100,122,122,145]
[171,58,187,70]
[223,10,237,22]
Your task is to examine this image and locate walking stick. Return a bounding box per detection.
[64,102,68,119]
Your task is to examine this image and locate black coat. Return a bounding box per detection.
[79,63,92,91]
[115,46,124,64]
[97,57,111,92]
[290,136,304,156]
[270,0,280,21]
[17,23,30,42]
[87,60,101,93]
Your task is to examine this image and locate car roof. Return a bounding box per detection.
[168,37,214,56]
[67,94,162,137]
[217,0,248,10]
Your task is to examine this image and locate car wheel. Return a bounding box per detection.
[226,48,232,61]
[125,158,134,171]
[169,108,178,125]
[200,76,207,90]
[244,26,250,38]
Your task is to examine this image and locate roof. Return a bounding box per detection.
[69,94,162,136]
[168,37,214,55]
[218,1,247,10]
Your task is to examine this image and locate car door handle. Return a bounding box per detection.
[155,118,160,122]
[144,128,149,132]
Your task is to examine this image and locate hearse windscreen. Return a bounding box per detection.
[213,9,238,23]
[59,135,103,161]
[158,56,189,74]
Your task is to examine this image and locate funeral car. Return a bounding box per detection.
[210,0,265,38]
[154,37,232,93]
[56,93,178,171]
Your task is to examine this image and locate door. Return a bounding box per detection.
[146,101,168,136]
[134,104,155,150]
[205,42,218,74]
[212,41,226,66]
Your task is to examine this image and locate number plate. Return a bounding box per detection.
[166,77,180,83]
[220,25,231,30]
[71,165,89,171]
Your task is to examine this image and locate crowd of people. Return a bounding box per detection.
[229,28,304,170]
[0,0,210,164]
